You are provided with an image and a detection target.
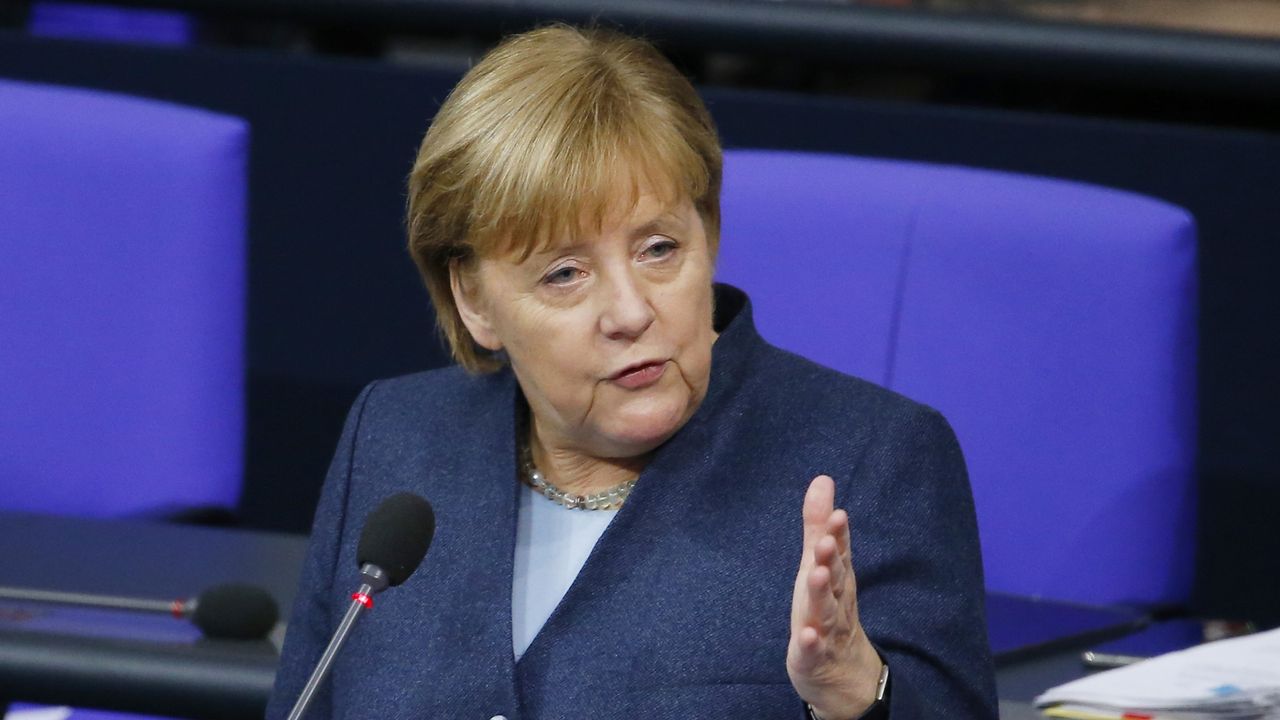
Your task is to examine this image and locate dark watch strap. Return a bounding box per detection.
[806,661,890,720]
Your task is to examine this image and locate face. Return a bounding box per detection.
[452,190,717,460]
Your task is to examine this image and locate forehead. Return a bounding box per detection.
[480,168,695,260]
[592,188,694,233]
[515,208,696,275]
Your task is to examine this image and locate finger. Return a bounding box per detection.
[805,562,838,634]
[825,510,852,596]
[813,535,846,601]
[828,508,852,559]
[814,534,839,568]
[802,475,835,550]
[825,552,847,602]
[810,525,859,632]
[799,626,821,652]
[792,626,823,673]
[837,510,862,603]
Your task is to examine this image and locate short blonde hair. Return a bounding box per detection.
[407,24,723,373]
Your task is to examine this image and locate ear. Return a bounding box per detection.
[450,260,504,352]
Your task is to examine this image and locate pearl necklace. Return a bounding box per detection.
[518,441,636,511]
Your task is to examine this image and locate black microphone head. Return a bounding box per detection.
[357,492,435,588]
[191,583,279,640]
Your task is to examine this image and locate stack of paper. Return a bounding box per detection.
[1035,626,1280,720]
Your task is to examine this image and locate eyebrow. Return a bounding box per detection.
[631,211,688,239]
[528,210,689,260]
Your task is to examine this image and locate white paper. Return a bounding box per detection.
[1036,626,1280,718]
[3,708,73,720]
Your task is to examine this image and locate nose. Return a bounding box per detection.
[599,270,655,341]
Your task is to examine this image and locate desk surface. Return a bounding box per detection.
[0,510,1119,719]
[0,511,307,719]
[0,511,308,604]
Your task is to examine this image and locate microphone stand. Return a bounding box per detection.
[0,586,182,614]
[286,563,389,720]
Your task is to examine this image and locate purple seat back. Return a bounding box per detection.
[0,79,248,517]
[717,149,1197,607]
[28,2,195,46]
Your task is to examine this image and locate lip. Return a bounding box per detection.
[609,360,668,390]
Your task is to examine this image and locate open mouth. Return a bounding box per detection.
[610,360,667,389]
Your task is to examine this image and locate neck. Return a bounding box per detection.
[528,422,649,495]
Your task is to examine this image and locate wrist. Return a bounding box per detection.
[806,649,889,720]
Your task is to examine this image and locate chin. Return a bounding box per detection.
[599,402,690,456]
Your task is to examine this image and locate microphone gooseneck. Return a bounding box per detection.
[286,493,436,720]
[0,583,280,640]
[0,586,176,614]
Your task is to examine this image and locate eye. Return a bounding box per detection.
[641,237,678,261]
[543,265,584,286]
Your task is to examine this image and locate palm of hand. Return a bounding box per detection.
[787,475,884,720]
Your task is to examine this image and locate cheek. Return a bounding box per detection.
[502,304,597,370]
[680,331,715,397]
[666,286,717,393]
[499,304,603,417]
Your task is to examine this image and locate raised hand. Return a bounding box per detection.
[787,475,884,720]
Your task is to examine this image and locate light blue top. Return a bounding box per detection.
[512,484,618,661]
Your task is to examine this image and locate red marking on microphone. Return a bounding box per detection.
[171,600,184,619]
[352,592,373,609]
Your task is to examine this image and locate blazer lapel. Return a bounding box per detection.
[512,311,751,672]
[376,371,524,718]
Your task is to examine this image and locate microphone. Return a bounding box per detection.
[190,583,281,640]
[286,492,435,720]
[0,582,279,640]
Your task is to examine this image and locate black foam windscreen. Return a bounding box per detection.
[191,583,280,640]
[356,492,435,587]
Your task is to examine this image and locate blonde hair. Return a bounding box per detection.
[407,24,723,373]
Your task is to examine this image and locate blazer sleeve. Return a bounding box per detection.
[265,381,377,720]
[843,404,998,720]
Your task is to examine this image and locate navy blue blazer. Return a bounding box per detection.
[268,285,997,720]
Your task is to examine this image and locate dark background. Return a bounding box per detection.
[2,1,1277,623]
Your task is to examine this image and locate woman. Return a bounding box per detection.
[268,24,995,720]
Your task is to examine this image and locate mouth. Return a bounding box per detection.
[609,360,668,390]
